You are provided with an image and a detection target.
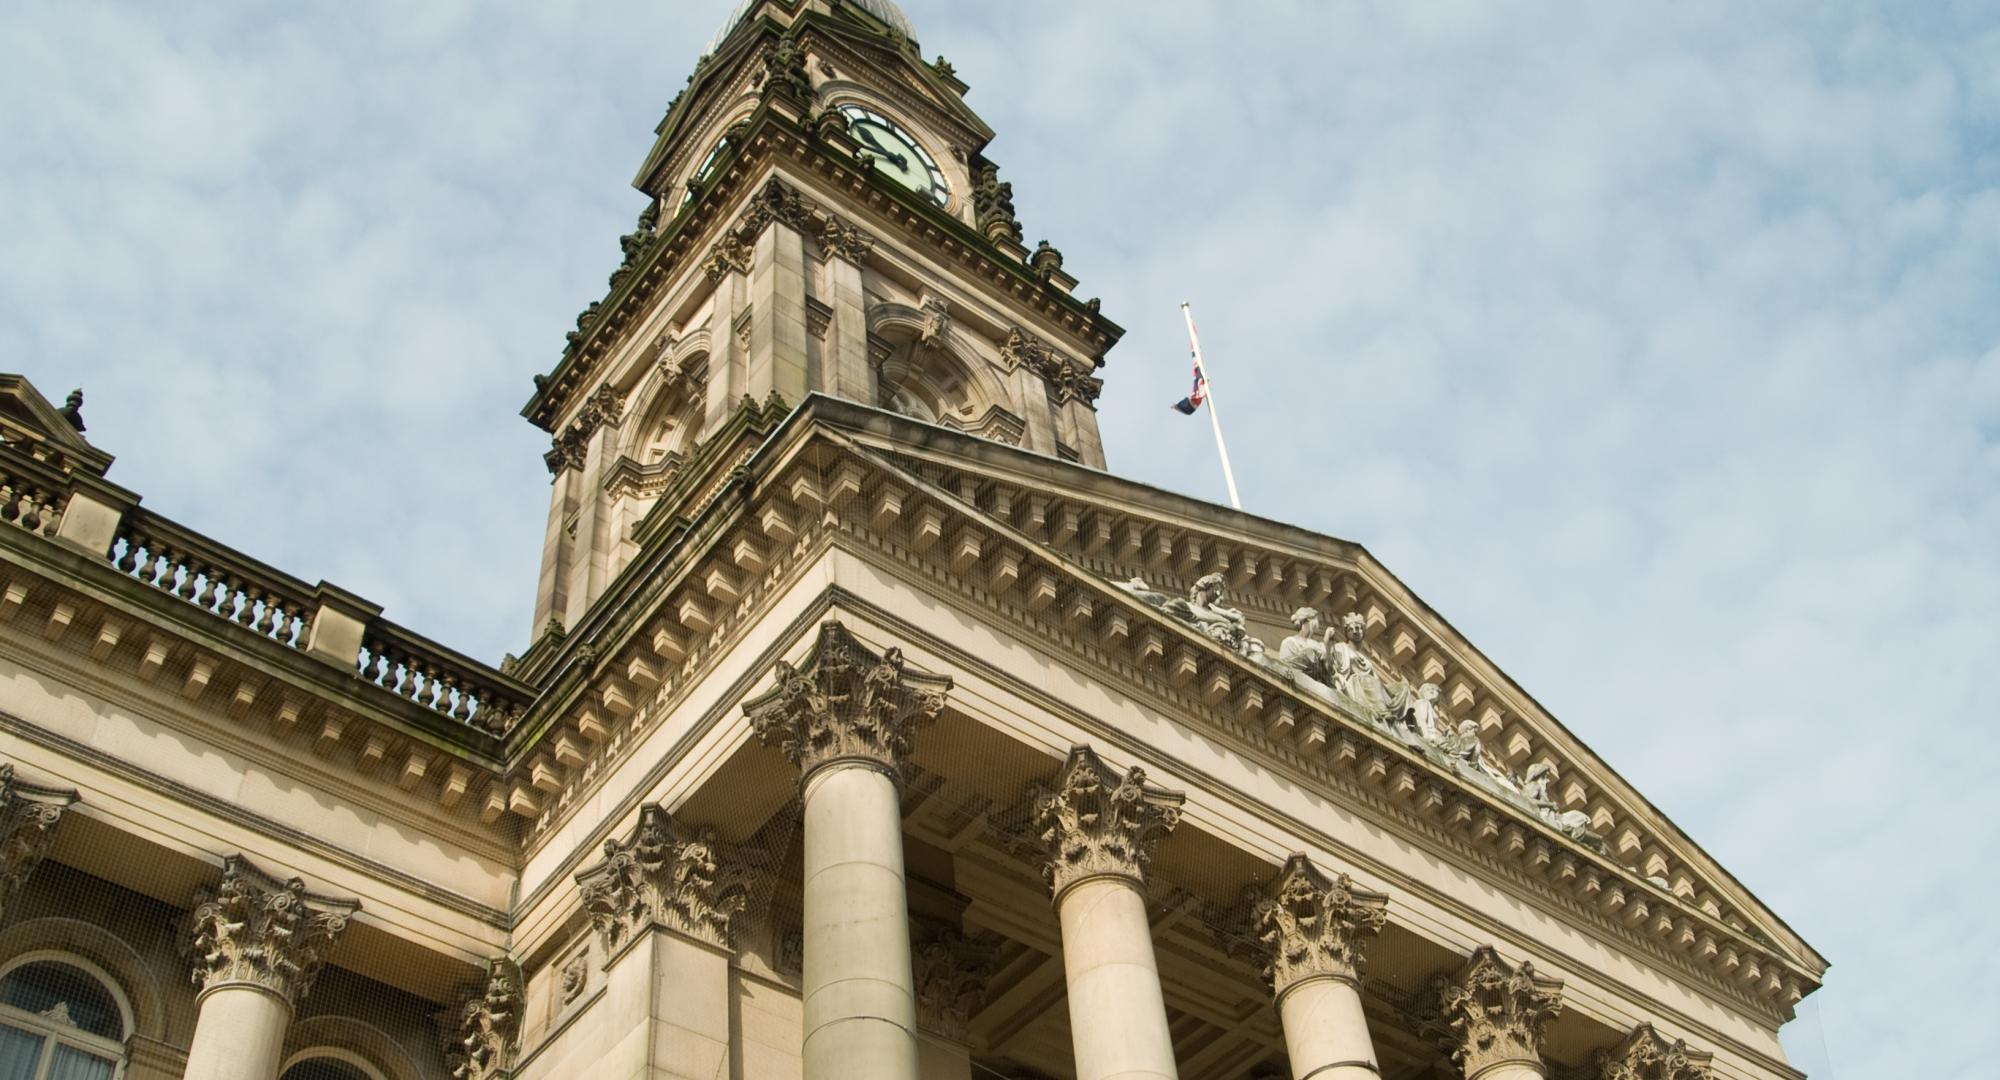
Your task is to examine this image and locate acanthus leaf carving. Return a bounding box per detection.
[544,384,625,476]
[1030,745,1184,897]
[1003,327,1101,407]
[574,804,760,953]
[742,621,952,778]
[1434,946,1563,1079]
[1596,1023,1715,1080]
[911,923,996,1043]
[183,855,358,1006]
[1237,855,1388,998]
[0,762,76,921]
[446,957,522,1080]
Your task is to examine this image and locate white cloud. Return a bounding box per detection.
[3,0,1994,1073]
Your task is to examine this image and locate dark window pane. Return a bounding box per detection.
[0,963,121,1040]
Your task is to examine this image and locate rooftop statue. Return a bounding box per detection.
[1329,612,1411,721]
[1522,763,1607,850]
[1117,573,1264,660]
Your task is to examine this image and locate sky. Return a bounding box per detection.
[3,0,1996,1074]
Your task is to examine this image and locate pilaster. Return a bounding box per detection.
[575,805,759,953]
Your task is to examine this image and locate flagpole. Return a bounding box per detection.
[1181,301,1242,511]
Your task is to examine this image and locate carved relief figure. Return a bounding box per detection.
[1117,573,1263,660]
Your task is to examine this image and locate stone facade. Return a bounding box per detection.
[0,2,1823,1079]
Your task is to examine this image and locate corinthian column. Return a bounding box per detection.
[575,805,759,1079]
[1031,745,1185,1080]
[744,622,951,1080]
[1435,947,1563,1080]
[183,856,358,1080]
[1244,855,1388,1080]
[0,762,78,921]
[1596,1024,1715,1080]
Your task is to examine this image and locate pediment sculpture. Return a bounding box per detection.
[1110,573,1607,853]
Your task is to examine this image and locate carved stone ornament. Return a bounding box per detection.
[757,28,813,104]
[544,383,625,475]
[1030,745,1184,897]
[184,855,359,1006]
[1434,947,1563,1080]
[703,178,876,283]
[575,804,760,953]
[1596,1023,1715,1080]
[446,957,522,1080]
[741,621,952,779]
[912,925,997,1043]
[1245,855,1388,999]
[972,160,1023,244]
[0,763,77,920]
[1002,327,1102,406]
[1117,573,1263,660]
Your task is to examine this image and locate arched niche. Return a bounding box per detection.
[867,300,1019,441]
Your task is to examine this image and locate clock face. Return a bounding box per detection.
[838,105,950,207]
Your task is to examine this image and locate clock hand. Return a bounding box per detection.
[853,125,910,172]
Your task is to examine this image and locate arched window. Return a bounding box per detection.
[0,958,129,1080]
[279,1055,380,1080]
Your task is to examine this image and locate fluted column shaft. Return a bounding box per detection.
[1033,746,1186,1080]
[182,857,356,1080]
[743,622,952,1080]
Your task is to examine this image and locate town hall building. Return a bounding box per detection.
[0,2,1824,1078]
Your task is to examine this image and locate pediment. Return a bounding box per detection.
[0,373,113,477]
[805,409,1826,1000]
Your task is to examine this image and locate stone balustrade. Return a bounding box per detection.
[359,622,533,736]
[112,513,319,649]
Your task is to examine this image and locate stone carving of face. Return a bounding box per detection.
[1290,608,1322,633]
[1418,682,1441,703]
[1341,613,1367,642]
[1194,574,1225,604]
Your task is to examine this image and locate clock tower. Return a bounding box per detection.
[523,0,1121,636]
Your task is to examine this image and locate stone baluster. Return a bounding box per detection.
[1595,1024,1715,1080]
[743,621,952,1080]
[1030,745,1186,1080]
[443,958,523,1080]
[1435,947,1563,1080]
[576,805,760,1079]
[0,763,79,921]
[182,856,358,1080]
[1240,855,1388,1080]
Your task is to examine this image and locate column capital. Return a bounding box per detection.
[444,957,522,1080]
[911,923,996,1044]
[185,855,358,1008]
[742,621,951,780]
[1246,854,1388,999]
[1434,947,1563,1080]
[0,762,78,920]
[576,804,762,953]
[1031,745,1184,898]
[1596,1023,1715,1080]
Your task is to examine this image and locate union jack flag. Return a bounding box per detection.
[1171,358,1208,415]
